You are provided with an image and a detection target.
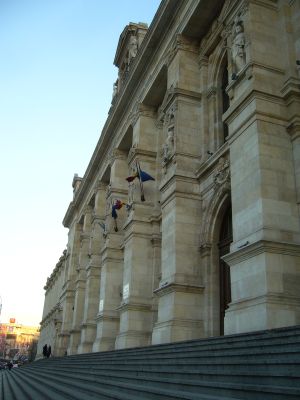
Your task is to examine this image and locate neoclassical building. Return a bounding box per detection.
[37,0,300,358]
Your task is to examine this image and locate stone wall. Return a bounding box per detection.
[37,0,300,356]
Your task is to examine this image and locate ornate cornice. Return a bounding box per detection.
[63,1,180,226]
[44,250,67,291]
[167,34,199,66]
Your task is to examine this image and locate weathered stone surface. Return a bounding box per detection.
[37,0,300,358]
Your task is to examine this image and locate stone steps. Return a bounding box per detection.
[27,363,300,386]
[1,324,300,399]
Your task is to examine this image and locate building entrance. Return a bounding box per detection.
[218,206,232,335]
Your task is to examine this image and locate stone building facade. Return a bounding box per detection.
[36,0,300,358]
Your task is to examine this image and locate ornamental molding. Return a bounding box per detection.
[213,157,230,191]
[199,158,231,249]
[129,102,156,126]
[154,282,204,297]
[167,34,199,66]
[223,240,300,266]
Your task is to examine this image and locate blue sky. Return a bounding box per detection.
[0,0,161,326]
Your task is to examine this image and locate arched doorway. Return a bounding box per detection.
[218,206,232,335]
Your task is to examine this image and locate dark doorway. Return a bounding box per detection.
[221,66,229,141]
[218,205,232,335]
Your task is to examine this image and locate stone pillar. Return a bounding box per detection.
[152,36,204,344]
[92,151,127,351]
[78,184,106,353]
[58,224,81,356]
[222,2,300,334]
[115,118,158,348]
[68,208,92,355]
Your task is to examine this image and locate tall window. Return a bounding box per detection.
[218,205,232,335]
[221,66,229,142]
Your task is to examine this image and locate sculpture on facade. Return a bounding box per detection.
[162,107,175,170]
[128,35,138,62]
[231,18,246,74]
[112,80,118,102]
[162,127,174,163]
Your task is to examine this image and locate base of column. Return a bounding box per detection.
[56,332,70,356]
[68,328,81,355]
[77,322,97,354]
[152,318,204,345]
[152,283,204,344]
[223,240,300,335]
[225,294,300,335]
[115,331,151,350]
[92,313,119,352]
[115,303,153,350]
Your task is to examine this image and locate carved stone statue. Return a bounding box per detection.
[231,19,246,73]
[128,35,138,61]
[128,181,136,204]
[112,80,118,101]
[162,127,174,163]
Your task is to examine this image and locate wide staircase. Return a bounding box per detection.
[1,325,300,400]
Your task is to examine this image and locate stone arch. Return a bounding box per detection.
[200,183,231,249]
[209,45,228,88]
[200,166,231,337]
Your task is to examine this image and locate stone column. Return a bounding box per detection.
[92,151,127,351]
[115,119,158,348]
[58,223,81,356]
[78,184,106,353]
[222,3,300,334]
[68,208,92,355]
[152,35,204,344]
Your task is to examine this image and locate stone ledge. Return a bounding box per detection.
[223,240,300,265]
[153,318,203,329]
[227,292,300,312]
[117,302,153,312]
[154,282,204,297]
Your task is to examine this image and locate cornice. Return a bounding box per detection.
[44,250,67,291]
[63,1,181,226]
[223,240,300,265]
[117,302,152,312]
[63,201,75,228]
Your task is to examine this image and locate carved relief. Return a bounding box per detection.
[128,35,138,62]
[129,102,156,127]
[200,158,231,248]
[127,181,136,205]
[231,17,246,74]
[161,105,176,171]
[111,80,119,103]
[213,157,230,191]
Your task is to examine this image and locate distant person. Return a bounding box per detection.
[7,361,13,371]
[42,344,48,358]
[47,345,51,358]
